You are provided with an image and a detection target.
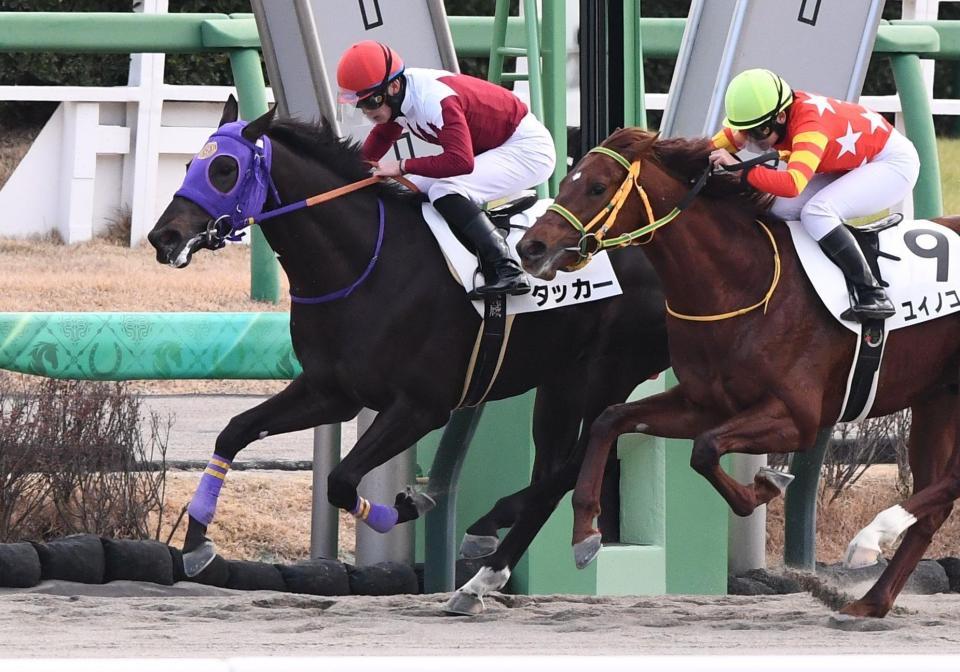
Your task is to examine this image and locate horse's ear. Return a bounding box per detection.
[241,105,278,142]
[219,95,239,127]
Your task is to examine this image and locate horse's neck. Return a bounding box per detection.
[643,197,777,318]
[262,149,436,302]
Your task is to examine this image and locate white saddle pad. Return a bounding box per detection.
[422,199,623,317]
[788,219,960,333]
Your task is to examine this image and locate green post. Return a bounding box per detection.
[228,47,280,304]
[541,0,567,195]
[784,428,831,569]
[890,53,943,219]
[622,0,647,129]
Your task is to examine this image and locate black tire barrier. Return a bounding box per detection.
[816,558,950,595]
[738,568,804,595]
[102,538,174,586]
[279,558,350,596]
[0,538,422,597]
[937,557,960,593]
[347,561,419,596]
[226,560,288,592]
[728,575,777,596]
[32,534,105,584]
[0,542,42,588]
[188,553,231,588]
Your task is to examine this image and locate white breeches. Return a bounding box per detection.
[770,129,920,240]
[406,113,557,205]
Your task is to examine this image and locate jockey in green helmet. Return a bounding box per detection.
[709,68,920,323]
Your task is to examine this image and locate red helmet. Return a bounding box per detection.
[336,41,405,105]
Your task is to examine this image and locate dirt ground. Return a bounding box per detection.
[1,584,960,657]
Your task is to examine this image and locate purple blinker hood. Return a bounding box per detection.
[175,120,280,243]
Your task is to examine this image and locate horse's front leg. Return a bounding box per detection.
[571,385,719,568]
[327,399,449,532]
[182,377,359,576]
[687,396,806,518]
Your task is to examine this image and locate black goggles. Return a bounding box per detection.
[745,124,774,141]
[356,91,387,111]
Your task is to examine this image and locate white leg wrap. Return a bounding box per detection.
[844,505,918,568]
[459,566,511,598]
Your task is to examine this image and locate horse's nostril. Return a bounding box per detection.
[518,239,547,261]
[149,228,181,251]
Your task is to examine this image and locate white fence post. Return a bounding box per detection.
[124,0,168,245]
[57,102,99,243]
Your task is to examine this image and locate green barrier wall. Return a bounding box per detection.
[0,312,298,381]
[414,376,728,596]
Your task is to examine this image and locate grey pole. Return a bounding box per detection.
[727,454,767,574]
[310,423,341,559]
[355,409,416,565]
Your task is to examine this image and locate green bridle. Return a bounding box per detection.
[545,145,707,269]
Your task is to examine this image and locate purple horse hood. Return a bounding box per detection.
[174,121,278,240]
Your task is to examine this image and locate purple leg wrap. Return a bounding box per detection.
[187,454,232,526]
[351,496,399,533]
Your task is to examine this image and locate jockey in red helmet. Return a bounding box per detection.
[337,40,556,299]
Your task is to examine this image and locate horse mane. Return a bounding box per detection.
[265,117,418,203]
[602,127,777,221]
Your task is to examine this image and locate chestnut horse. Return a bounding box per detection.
[147,99,670,605]
[516,127,960,618]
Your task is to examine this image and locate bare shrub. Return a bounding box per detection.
[0,378,171,542]
[822,409,912,504]
[100,205,132,247]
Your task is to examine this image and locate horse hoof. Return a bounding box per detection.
[409,488,437,516]
[182,540,217,577]
[844,540,881,569]
[757,466,795,494]
[459,534,499,559]
[443,590,484,616]
[573,533,602,570]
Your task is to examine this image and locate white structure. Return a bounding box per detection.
[0,0,271,245]
[0,0,954,245]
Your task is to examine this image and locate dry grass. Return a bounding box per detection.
[766,465,960,565]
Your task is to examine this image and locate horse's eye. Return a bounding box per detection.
[208,155,239,194]
[589,183,607,196]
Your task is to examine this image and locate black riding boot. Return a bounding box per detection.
[817,224,895,321]
[434,194,531,299]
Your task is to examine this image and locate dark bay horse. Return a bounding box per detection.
[147,98,669,610]
[516,127,960,619]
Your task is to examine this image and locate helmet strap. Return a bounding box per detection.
[386,74,406,121]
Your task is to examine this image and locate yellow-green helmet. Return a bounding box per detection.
[722,69,793,130]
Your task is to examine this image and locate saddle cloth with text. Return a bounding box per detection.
[422,199,623,317]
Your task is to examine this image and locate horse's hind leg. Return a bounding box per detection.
[327,399,449,530]
[842,391,958,618]
[460,379,585,558]
[182,377,358,576]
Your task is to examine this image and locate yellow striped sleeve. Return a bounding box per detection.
[788,168,810,194]
[204,467,227,480]
[789,149,822,173]
[792,131,828,150]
